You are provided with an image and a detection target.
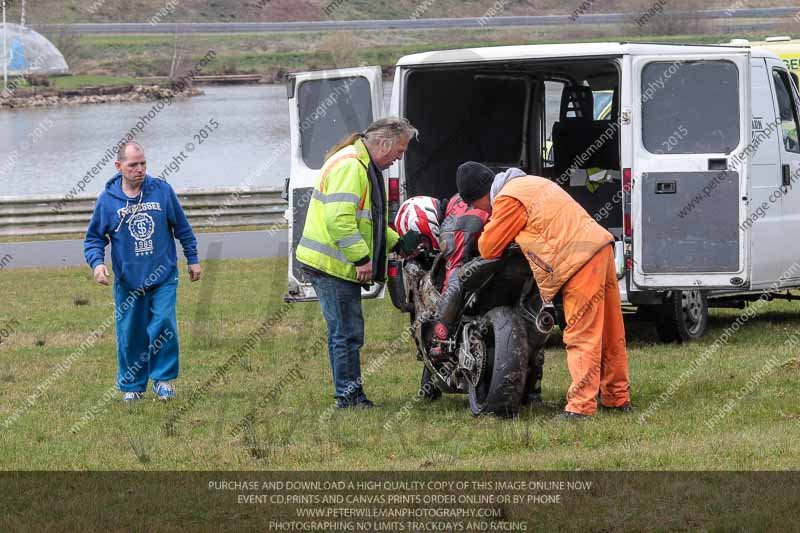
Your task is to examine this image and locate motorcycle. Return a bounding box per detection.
[388,244,557,417]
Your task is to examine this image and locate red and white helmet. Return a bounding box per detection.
[395,196,441,250]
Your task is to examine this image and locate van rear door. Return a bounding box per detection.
[284,67,384,302]
[631,53,751,289]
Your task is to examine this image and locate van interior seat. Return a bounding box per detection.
[560,85,594,120]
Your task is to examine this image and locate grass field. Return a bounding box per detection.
[48,75,139,89]
[8,75,140,91]
[51,27,784,80]
[4,0,793,24]
[2,256,800,471]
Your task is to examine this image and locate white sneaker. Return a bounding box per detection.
[152,380,176,401]
[122,392,145,401]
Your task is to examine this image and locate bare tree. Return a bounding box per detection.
[626,0,708,37]
[42,25,83,71]
[322,31,358,69]
[169,23,185,80]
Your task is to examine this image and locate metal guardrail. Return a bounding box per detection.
[0,187,287,237]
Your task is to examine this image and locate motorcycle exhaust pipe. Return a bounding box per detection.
[535,306,556,335]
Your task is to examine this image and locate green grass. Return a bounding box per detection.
[2,257,800,472]
[23,27,772,88]
[55,27,784,80]
[49,75,139,89]
[5,74,138,92]
[6,0,793,24]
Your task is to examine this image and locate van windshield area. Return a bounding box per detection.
[403,58,622,235]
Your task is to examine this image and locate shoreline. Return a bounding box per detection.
[0,28,770,111]
[0,84,205,110]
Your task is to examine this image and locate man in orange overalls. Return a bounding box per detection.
[456,161,631,419]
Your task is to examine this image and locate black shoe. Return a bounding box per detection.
[421,388,442,402]
[600,402,633,413]
[336,397,375,410]
[353,398,375,409]
[553,411,589,421]
[420,367,442,401]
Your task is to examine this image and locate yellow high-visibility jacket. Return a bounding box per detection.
[296,139,399,283]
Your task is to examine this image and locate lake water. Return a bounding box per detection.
[0,84,392,199]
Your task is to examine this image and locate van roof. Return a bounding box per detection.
[748,41,798,57]
[397,42,768,66]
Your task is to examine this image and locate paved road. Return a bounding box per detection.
[33,8,797,34]
[0,230,289,270]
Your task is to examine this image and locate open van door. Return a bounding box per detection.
[284,66,384,302]
[631,53,751,290]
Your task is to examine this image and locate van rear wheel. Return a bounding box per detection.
[654,289,708,343]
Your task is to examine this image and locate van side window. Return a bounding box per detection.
[772,69,800,154]
[543,81,565,168]
[641,61,740,155]
[297,76,374,170]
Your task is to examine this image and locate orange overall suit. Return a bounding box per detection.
[478,176,630,415]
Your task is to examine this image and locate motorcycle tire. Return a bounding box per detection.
[468,306,529,417]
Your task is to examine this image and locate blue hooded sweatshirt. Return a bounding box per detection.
[84,173,198,291]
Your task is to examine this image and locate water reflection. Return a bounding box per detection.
[1,83,392,199]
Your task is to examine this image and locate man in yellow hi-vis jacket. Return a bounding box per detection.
[297,117,419,410]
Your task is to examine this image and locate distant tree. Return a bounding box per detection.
[322,31,358,69]
[169,24,185,80]
[41,25,84,72]
[627,0,708,36]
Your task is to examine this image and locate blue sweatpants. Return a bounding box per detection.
[113,271,180,392]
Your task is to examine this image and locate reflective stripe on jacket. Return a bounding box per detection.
[296,139,399,283]
[490,175,613,303]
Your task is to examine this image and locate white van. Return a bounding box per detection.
[748,36,800,83]
[284,42,800,342]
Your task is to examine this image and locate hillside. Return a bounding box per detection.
[4,0,796,24]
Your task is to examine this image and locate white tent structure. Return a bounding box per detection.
[1,22,69,79]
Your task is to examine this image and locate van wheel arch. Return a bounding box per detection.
[653,289,709,343]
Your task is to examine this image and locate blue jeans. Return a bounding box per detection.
[307,271,366,402]
[113,269,180,392]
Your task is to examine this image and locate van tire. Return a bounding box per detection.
[468,307,529,417]
[655,290,708,343]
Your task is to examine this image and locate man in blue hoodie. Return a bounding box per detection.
[84,142,202,402]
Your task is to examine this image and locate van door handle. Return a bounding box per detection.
[783,164,792,188]
[282,177,290,201]
[708,158,727,171]
[655,181,676,194]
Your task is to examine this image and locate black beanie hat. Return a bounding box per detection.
[456,161,495,203]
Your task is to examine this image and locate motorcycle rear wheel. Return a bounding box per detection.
[468,306,529,417]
